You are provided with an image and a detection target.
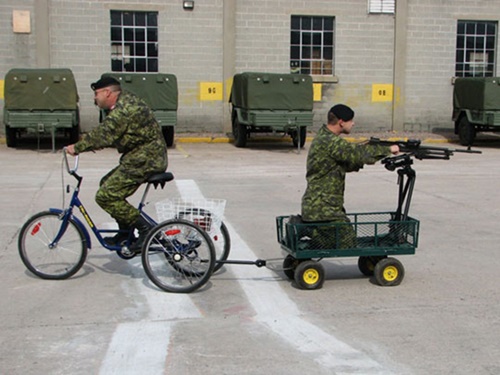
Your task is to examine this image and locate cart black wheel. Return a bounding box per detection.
[358,256,386,277]
[458,116,476,146]
[232,117,247,148]
[292,126,307,148]
[294,260,325,290]
[282,255,299,280]
[374,257,405,286]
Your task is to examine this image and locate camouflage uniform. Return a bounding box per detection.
[301,125,391,248]
[74,90,168,227]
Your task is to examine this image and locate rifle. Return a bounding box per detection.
[366,137,481,221]
[368,137,482,161]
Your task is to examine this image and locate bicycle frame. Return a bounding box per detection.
[57,151,158,252]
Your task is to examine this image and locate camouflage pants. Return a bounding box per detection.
[309,217,357,249]
[302,211,357,250]
[95,165,146,227]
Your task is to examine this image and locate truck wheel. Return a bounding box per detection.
[232,118,247,148]
[292,126,307,148]
[69,125,80,143]
[162,126,175,147]
[458,117,476,146]
[5,126,17,148]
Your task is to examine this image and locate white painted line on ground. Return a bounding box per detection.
[100,179,391,374]
[99,321,171,375]
[177,179,392,373]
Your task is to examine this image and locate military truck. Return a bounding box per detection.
[101,73,178,147]
[3,68,80,149]
[453,77,500,146]
[229,72,314,148]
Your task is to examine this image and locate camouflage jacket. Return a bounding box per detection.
[301,125,391,221]
[74,90,168,174]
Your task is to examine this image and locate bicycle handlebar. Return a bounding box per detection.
[62,147,79,174]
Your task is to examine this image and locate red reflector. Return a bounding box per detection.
[31,222,41,236]
[213,235,219,241]
[165,229,181,236]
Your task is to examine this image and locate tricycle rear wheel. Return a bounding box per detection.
[374,257,405,286]
[294,260,325,290]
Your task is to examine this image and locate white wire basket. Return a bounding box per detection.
[155,198,226,232]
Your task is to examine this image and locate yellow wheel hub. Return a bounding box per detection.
[303,268,320,285]
[383,266,399,281]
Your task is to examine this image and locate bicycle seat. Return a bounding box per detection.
[147,172,174,189]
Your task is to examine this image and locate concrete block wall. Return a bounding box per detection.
[48,0,223,133]
[1,0,499,136]
[0,1,37,69]
[404,0,500,132]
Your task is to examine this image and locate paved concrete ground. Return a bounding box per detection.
[0,134,499,374]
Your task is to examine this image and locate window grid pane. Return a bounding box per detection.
[290,15,335,76]
[110,10,159,72]
[455,20,497,77]
[368,0,395,14]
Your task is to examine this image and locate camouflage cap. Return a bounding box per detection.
[91,76,120,90]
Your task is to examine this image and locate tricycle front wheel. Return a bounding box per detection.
[374,257,405,286]
[18,211,88,279]
[294,260,325,290]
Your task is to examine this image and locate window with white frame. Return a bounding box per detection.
[368,0,395,14]
[110,10,159,72]
[290,15,335,76]
[455,20,497,77]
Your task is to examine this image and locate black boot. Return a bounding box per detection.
[104,223,131,246]
[130,215,153,252]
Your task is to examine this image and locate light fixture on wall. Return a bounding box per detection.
[183,1,194,10]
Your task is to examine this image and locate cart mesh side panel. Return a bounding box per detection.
[277,212,419,257]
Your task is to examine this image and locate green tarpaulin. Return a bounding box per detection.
[453,77,500,111]
[102,73,178,110]
[4,68,79,111]
[230,72,313,111]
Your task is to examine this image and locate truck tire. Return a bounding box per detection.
[162,126,175,147]
[5,126,17,148]
[292,126,307,148]
[69,125,80,143]
[458,116,476,146]
[232,118,247,148]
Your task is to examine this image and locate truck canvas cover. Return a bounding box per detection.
[101,73,178,111]
[230,72,313,111]
[4,68,78,111]
[453,77,500,111]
